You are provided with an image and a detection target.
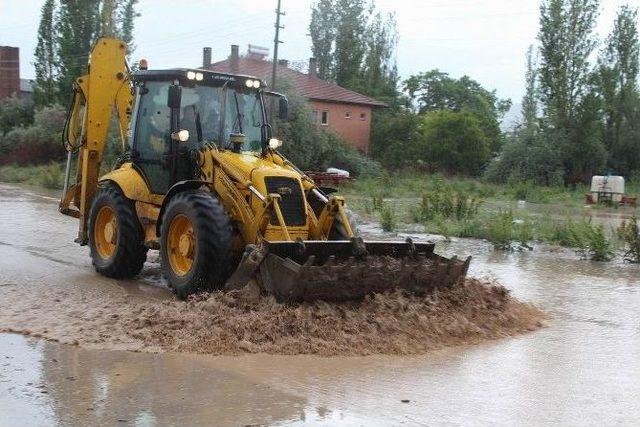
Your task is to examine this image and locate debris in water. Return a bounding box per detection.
[122,278,544,356]
[0,278,544,356]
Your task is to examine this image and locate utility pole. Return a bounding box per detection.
[271,0,285,91]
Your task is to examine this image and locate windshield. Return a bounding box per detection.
[139,81,265,152]
[180,84,264,152]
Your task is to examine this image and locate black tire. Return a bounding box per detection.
[88,185,148,278]
[160,190,232,299]
[329,208,358,240]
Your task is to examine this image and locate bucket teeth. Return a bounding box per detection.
[225,240,471,303]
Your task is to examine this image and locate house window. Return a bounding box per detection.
[360,112,367,121]
[345,111,352,119]
[321,111,329,125]
[310,110,318,124]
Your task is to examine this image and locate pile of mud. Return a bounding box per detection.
[1,278,544,355]
[124,278,544,356]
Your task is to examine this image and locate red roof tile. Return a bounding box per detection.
[206,57,387,107]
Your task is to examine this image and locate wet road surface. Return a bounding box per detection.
[0,183,639,426]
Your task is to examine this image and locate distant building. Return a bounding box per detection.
[0,46,20,100]
[19,78,34,102]
[202,45,386,154]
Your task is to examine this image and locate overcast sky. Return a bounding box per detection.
[0,0,636,102]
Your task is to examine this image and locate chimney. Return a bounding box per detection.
[0,46,20,100]
[230,44,239,73]
[308,57,317,78]
[202,47,212,69]
[278,59,289,68]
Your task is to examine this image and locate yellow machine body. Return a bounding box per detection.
[59,37,469,302]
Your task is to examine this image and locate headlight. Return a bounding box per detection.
[245,79,254,88]
[186,71,196,80]
[268,138,282,150]
[195,72,204,81]
[252,80,261,88]
[171,129,190,142]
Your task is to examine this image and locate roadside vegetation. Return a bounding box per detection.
[341,173,638,261]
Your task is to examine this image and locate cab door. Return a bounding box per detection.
[131,82,172,194]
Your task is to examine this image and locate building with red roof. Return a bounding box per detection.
[202,45,386,154]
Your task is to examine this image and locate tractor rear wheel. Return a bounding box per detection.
[160,190,232,299]
[88,185,148,278]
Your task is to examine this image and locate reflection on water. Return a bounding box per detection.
[1,182,640,426]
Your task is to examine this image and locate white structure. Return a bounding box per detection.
[590,176,625,203]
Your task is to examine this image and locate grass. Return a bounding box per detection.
[619,217,640,263]
[0,163,65,189]
[339,172,640,261]
[341,171,595,205]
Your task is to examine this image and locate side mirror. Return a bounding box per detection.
[278,97,289,121]
[167,85,182,109]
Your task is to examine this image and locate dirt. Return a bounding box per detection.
[0,278,544,356]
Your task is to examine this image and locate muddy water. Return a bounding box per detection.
[1,183,639,426]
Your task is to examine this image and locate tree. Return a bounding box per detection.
[521,45,538,132]
[403,70,511,153]
[370,110,423,169]
[308,0,398,98]
[55,0,101,102]
[0,95,34,135]
[33,0,58,107]
[361,11,399,100]
[117,0,139,56]
[537,0,602,183]
[420,110,492,176]
[538,0,600,128]
[45,0,139,104]
[309,0,337,81]
[597,5,639,175]
[333,0,368,89]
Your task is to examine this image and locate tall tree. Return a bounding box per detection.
[521,45,538,132]
[309,0,337,81]
[116,0,139,56]
[308,0,399,99]
[538,0,600,127]
[597,5,639,174]
[361,11,399,99]
[52,0,139,104]
[537,0,602,183]
[333,0,368,89]
[55,0,101,102]
[33,0,58,106]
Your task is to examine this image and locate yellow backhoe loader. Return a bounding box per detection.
[59,38,470,301]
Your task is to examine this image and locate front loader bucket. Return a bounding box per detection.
[226,238,471,303]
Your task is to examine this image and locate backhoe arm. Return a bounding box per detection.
[59,38,133,244]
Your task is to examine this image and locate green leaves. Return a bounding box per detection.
[33,0,140,106]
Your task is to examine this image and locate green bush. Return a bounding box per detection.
[379,203,397,232]
[619,217,640,263]
[568,220,613,261]
[0,104,66,165]
[0,95,34,135]
[419,110,492,176]
[487,210,515,249]
[414,188,481,222]
[0,162,65,189]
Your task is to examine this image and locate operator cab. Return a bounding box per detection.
[129,68,288,194]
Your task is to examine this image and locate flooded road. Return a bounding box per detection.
[0,182,639,426]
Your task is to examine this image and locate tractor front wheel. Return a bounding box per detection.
[88,185,148,278]
[160,190,232,299]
